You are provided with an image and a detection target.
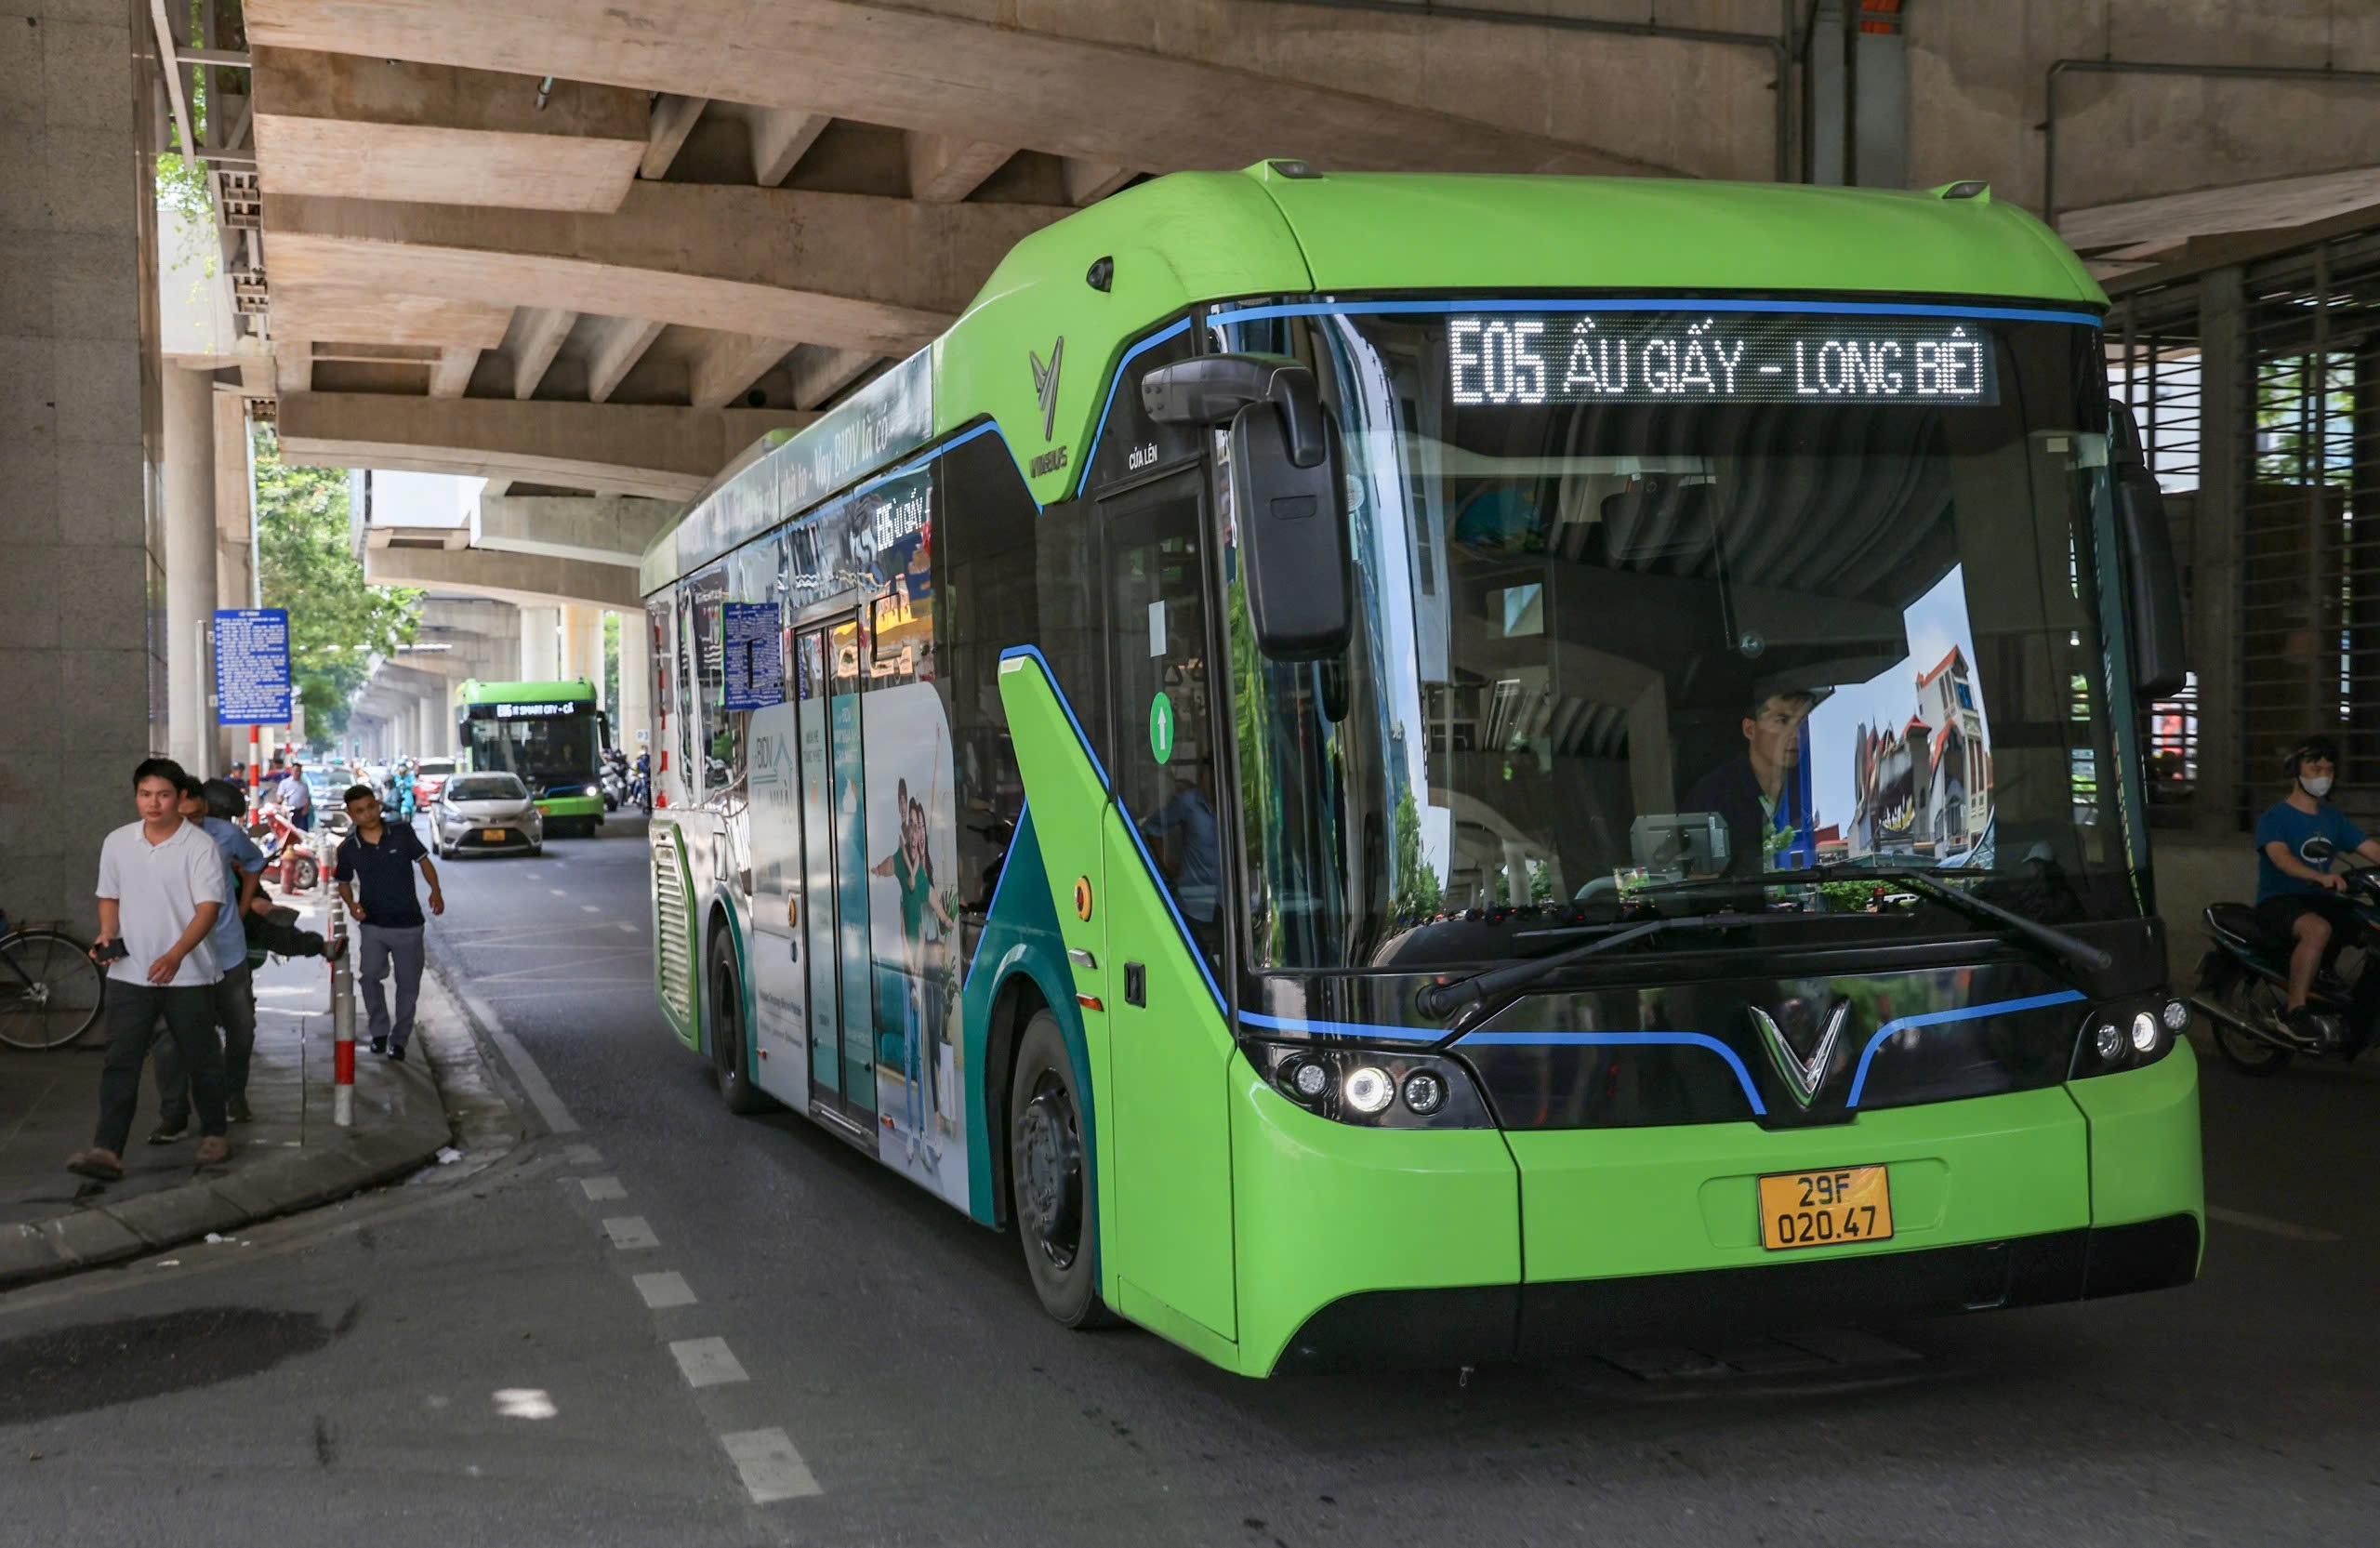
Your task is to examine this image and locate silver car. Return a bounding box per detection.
[431,772,544,859]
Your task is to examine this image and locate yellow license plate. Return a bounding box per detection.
[482,828,507,841]
[1757,1165,1893,1250]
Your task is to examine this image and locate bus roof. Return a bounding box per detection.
[458,679,598,704]
[643,166,2101,592]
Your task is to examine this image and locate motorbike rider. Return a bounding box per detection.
[2254,734,2380,1047]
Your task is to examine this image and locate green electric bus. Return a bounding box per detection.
[457,679,609,834]
[638,165,2203,1376]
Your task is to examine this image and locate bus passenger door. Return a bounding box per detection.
[1098,471,1236,1342]
[746,686,807,1109]
[800,622,877,1143]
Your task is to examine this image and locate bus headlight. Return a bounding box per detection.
[583,784,600,798]
[1248,1040,1491,1130]
[2072,997,2180,1079]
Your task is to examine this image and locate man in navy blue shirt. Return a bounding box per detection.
[2254,735,2380,1046]
[333,784,443,1061]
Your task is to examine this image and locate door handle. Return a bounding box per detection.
[1123,962,1146,1008]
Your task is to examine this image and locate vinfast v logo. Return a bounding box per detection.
[1749,999,1852,1109]
[1030,337,1064,442]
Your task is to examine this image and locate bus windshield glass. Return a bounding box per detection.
[1215,303,2148,974]
[466,712,599,788]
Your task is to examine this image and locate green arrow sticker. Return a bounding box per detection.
[1150,691,1175,764]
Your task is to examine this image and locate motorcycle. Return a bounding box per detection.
[601,752,628,813]
[2192,854,2380,1075]
[249,803,324,893]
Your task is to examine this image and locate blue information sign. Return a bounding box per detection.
[721,602,783,712]
[213,608,292,724]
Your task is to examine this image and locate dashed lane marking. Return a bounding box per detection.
[562,1144,603,1167]
[581,905,601,913]
[579,1175,627,1201]
[549,888,567,897]
[721,1428,823,1503]
[634,1271,696,1309]
[669,1337,748,1388]
[615,921,638,933]
[603,1216,660,1250]
[2206,1205,2343,1242]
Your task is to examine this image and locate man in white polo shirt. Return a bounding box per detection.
[67,757,233,1180]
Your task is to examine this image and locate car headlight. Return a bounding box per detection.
[1249,1039,1490,1129]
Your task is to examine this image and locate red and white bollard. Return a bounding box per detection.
[329,890,355,1128]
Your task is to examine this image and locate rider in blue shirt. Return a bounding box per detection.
[2253,735,2380,1046]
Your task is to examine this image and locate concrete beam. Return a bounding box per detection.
[474,494,676,566]
[506,306,575,400]
[427,346,478,398]
[2059,164,2380,258]
[421,597,520,636]
[263,183,1065,356]
[907,133,1014,203]
[249,47,649,213]
[641,93,707,179]
[364,544,646,611]
[787,345,878,410]
[271,286,512,350]
[243,0,1678,179]
[687,331,793,410]
[278,391,810,501]
[746,105,830,187]
[1062,158,1134,205]
[585,315,666,404]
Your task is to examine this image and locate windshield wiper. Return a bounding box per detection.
[1415,910,1805,1022]
[1801,863,2112,976]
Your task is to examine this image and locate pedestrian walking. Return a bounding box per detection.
[281,760,314,832]
[67,758,232,1181]
[332,783,443,1062]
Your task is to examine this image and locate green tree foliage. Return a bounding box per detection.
[254,430,419,740]
[1392,786,1444,920]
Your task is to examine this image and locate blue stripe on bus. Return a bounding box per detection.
[1239,1009,1444,1045]
[1456,1029,1769,1118]
[1208,297,2104,328]
[1074,317,1196,499]
[1844,988,2087,1106]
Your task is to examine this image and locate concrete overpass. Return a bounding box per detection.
[9,0,2380,930]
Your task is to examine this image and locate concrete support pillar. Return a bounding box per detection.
[213,391,255,774]
[561,602,602,687]
[164,365,216,775]
[615,605,652,757]
[521,604,561,681]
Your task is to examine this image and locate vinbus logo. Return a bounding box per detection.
[1030,337,1064,441]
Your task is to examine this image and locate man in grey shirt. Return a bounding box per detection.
[69,758,232,1180]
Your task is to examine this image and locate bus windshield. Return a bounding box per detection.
[466,712,600,788]
[1218,305,2149,974]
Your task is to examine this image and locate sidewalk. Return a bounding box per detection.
[0,894,455,1289]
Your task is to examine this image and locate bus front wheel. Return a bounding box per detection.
[707,932,772,1115]
[1009,1010,1115,1329]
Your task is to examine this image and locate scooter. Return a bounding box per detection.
[601,752,627,812]
[2192,857,2380,1075]
[249,802,324,893]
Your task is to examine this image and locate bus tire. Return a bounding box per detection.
[1009,1010,1115,1329]
[708,931,772,1115]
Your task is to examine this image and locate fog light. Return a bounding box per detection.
[1401,1069,1448,1116]
[2095,1023,2123,1062]
[2130,1011,2159,1053]
[1342,1065,1395,1115]
[2162,999,2190,1031]
[1286,1059,1329,1104]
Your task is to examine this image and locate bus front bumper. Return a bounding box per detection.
[1235,1041,2202,1376]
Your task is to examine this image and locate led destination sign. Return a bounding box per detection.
[1447,313,1998,406]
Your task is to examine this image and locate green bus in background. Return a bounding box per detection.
[636,165,2203,1377]
[456,679,609,835]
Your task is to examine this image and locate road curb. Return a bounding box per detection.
[0,1037,456,1294]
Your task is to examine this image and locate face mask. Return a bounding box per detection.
[2301,774,2334,800]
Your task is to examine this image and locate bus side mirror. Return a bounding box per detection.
[1143,354,1349,660]
[2110,404,2187,700]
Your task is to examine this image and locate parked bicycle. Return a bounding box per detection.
[0,907,107,1051]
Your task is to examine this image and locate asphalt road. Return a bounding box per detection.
[7,814,2380,1545]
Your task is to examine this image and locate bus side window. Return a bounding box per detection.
[937,433,1043,949]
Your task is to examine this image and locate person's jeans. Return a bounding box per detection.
[357,923,425,1050]
[152,965,256,1127]
[291,806,312,831]
[97,983,224,1153]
